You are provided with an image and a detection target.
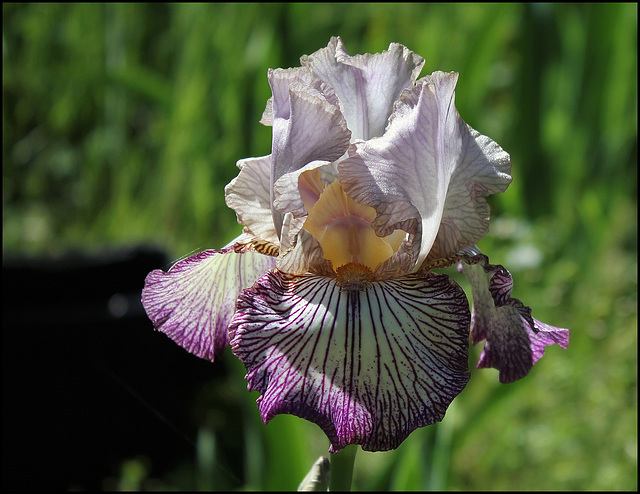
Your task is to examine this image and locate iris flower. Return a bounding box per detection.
[142,37,569,453]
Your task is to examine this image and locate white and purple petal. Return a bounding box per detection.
[426,121,511,261]
[302,36,425,140]
[272,160,338,220]
[339,72,511,275]
[229,269,470,453]
[459,253,569,383]
[142,244,276,362]
[260,66,342,127]
[277,215,333,277]
[268,68,351,236]
[338,73,461,273]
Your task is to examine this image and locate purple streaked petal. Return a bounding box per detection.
[528,318,570,365]
[225,155,279,245]
[459,254,569,383]
[302,36,425,141]
[142,246,276,362]
[229,269,470,453]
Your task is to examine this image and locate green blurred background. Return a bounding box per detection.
[3,2,637,491]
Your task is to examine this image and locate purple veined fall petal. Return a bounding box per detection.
[229,269,471,453]
[142,243,276,362]
[302,36,425,141]
[458,252,569,383]
[268,69,351,237]
[225,154,279,246]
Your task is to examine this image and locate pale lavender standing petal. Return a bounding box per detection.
[303,36,425,140]
[272,160,337,221]
[340,72,511,276]
[339,73,462,273]
[459,254,569,383]
[267,69,351,236]
[229,269,470,453]
[259,66,341,127]
[142,245,276,362]
[427,118,511,262]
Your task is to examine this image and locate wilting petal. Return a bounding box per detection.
[225,155,279,245]
[302,36,425,140]
[142,245,276,362]
[268,69,351,236]
[459,253,569,383]
[528,318,571,365]
[229,269,470,453]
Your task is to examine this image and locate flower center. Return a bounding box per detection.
[335,262,374,291]
[301,176,404,275]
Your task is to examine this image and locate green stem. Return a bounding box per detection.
[329,445,357,491]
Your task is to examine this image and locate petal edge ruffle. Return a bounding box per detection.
[225,155,279,246]
[303,36,425,141]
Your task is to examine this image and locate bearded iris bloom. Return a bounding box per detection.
[142,37,569,453]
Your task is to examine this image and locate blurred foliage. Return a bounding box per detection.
[3,2,637,491]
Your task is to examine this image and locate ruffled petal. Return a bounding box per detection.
[459,253,569,383]
[268,68,351,236]
[260,66,342,127]
[339,71,511,273]
[142,245,276,362]
[427,121,511,261]
[302,36,425,140]
[338,73,462,273]
[229,269,471,453]
[225,155,279,246]
[277,215,333,277]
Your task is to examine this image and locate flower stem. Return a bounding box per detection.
[329,445,357,491]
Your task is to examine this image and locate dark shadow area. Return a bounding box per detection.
[2,247,227,490]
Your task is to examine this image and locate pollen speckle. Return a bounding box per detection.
[335,262,374,291]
